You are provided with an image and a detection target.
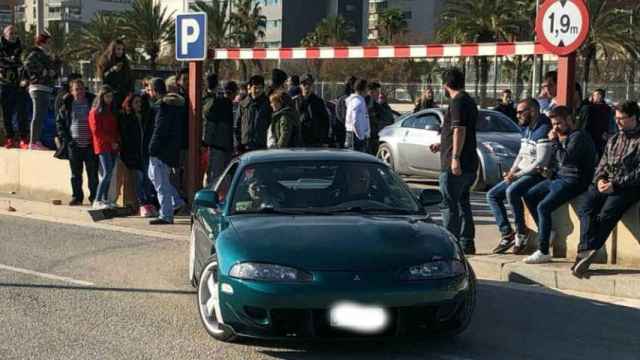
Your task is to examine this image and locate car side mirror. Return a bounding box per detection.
[424,124,440,131]
[194,190,219,209]
[419,189,442,207]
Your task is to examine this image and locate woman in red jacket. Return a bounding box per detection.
[88,85,120,209]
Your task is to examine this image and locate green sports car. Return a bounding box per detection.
[189,149,476,341]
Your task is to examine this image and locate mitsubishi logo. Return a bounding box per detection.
[353,275,361,281]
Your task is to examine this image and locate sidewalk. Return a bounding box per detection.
[2,192,640,300]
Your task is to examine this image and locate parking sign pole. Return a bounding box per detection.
[187,61,203,202]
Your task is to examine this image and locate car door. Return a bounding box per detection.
[193,162,239,277]
[402,112,442,175]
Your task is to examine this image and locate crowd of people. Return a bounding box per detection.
[2,26,640,277]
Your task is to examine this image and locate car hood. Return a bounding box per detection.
[221,215,457,272]
[477,132,521,154]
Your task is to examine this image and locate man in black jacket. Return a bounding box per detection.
[147,77,187,225]
[55,79,98,206]
[333,76,357,149]
[493,89,517,123]
[204,75,238,187]
[234,75,271,153]
[365,81,385,155]
[295,73,330,147]
[523,106,596,264]
[0,25,28,149]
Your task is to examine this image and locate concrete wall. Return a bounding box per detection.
[525,201,640,267]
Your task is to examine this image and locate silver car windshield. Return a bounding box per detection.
[231,161,424,215]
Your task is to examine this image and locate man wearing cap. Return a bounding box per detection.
[147,77,187,225]
[0,25,28,149]
[203,74,238,186]
[294,73,330,147]
[235,75,271,153]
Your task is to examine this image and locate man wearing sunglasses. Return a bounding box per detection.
[487,98,552,255]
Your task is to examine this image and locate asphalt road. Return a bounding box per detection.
[1,214,639,360]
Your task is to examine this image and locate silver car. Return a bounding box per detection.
[377,108,521,190]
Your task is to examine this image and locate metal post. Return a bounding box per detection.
[531,0,540,97]
[36,0,44,34]
[187,61,203,202]
[557,54,576,108]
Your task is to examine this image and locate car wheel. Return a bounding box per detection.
[377,143,394,170]
[472,165,486,192]
[197,256,237,342]
[188,225,197,288]
[434,266,476,337]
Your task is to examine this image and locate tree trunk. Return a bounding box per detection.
[480,57,490,102]
[473,58,480,99]
[583,53,593,96]
[240,60,248,82]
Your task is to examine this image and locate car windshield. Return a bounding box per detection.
[477,111,520,133]
[231,161,424,215]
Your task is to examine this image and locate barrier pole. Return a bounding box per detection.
[187,61,203,202]
[557,54,576,109]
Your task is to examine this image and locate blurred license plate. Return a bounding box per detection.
[329,302,389,333]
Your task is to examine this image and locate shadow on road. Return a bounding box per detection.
[238,280,640,360]
[0,282,196,295]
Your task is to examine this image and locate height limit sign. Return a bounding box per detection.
[536,0,590,56]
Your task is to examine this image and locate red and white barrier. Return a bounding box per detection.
[209,42,553,60]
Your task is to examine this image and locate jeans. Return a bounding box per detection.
[439,171,477,247]
[68,145,98,203]
[29,89,50,145]
[345,131,368,152]
[207,147,232,188]
[486,175,543,236]
[148,157,185,222]
[576,185,640,252]
[1,85,28,139]
[96,153,116,203]
[524,179,586,254]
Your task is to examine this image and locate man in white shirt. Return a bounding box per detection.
[345,79,370,152]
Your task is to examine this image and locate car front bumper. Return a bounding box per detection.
[215,270,473,339]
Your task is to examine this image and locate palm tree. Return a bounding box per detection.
[580,0,640,92]
[119,0,174,71]
[377,8,409,45]
[74,12,125,64]
[229,0,266,80]
[190,0,232,74]
[437,0,525,100]
[301,16,354,47]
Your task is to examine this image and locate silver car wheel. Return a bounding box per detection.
[188,226,196,287]
[198,261,225,335]
[377,145,393,168]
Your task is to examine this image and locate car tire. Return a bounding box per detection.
[472,165,486,192]
[434,266,477,337]
[197,255,237,342]
[377,143,394,170]
[188,225,197,288]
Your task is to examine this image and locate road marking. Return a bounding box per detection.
[0,264,95,286]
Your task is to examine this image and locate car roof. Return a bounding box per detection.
[238,149,382,165]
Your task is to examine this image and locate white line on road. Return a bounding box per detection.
[0,264,95,286]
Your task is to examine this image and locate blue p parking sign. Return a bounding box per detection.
[176,12,208,61]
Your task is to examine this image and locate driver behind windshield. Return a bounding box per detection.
[246,169,283,210]
[330,165,379,205]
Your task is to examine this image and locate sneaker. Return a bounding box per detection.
[523,250,552,264]
[92,201,108,210]
[150,218,173,225]
[513,231,531,255]
[492,232,515,254]
[68,199,83,206]
[573,249,598,277]
[106,201,117,209]
[29,142,47,151]
[19,139,29,150]
[4,138,16,149]
[141,204,157,218]
[462,243,476,255]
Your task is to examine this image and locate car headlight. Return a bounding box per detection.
[400,260,466,281]
[229,262,313,282]
[482,141,515,157]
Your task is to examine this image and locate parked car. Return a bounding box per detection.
[189,149,476,341]
[377,108,521,190]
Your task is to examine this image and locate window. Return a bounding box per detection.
[412,114,440,130]
[214,162,239,204]
[402,11,412,20]
[476,111,520,133]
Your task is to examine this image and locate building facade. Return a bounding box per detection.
[1,0,17,29]
[368,0,447,43]
[14,0,133,33]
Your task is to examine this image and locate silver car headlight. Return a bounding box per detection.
[482,141,516,157]
[400,260,466,281]
[229,262,313,282]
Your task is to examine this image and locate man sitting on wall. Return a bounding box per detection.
[573,101,640,277]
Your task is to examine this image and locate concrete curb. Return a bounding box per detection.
[0,196,188,242]
[468,255,640,300]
